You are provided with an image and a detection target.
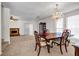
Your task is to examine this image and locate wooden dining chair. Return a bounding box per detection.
[51,31,70,54]
[34,31,50,56]
[39,29,50,43]
[63,29,71,46]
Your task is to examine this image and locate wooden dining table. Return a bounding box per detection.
[45,32,72,48]
[45,33,62,41]
[42,33,62,48]
[45,32,73,40]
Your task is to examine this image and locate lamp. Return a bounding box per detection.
[52,4,63,20]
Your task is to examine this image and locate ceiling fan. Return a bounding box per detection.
[10,15,19,21]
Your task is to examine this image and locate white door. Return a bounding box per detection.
[24,23,30,35]
[24,23,33,35]
[29,24,33,35]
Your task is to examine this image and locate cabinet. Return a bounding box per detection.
[39,22,46,36]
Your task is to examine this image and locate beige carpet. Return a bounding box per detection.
[2,35,74,56]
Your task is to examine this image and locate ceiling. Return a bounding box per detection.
[2,2,79,21]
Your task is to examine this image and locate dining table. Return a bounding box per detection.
[45,32,73,41]
[44,32,73,48]
[43,32,62,48]
[45,32,62,41]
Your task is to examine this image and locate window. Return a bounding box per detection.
[67,15,79,37]
[56,18,64,33]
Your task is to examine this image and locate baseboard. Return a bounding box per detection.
[3,40,10,44]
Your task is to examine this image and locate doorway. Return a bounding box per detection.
[24,23,30,35]
[24,23,33,35]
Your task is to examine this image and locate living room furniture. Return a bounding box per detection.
[34,31,50,56]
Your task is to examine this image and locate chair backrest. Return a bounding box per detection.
[63,29,71,35]
[61,31,69,44]
[34,31,40,44]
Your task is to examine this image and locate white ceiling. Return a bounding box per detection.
[2,2,79,21]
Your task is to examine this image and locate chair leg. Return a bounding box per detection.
[37,46,41,56]
[47,45,50,53]
[35,44,37,51]
[68,40,70,43]
[65,43,68,52]
[60,45,63,54]
[67,40,70,46]
[51,42,54,48]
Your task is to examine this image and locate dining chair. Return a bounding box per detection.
[34,31,50,56]
[63,29,71,45]
[51,31,70,54]
[39,29,50,42]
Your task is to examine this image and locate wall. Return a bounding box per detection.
[64,9,79,17]
[33,9,79,34]
[2,7,10,44]
[0,2,2,55]
[33,20,39,32]
[9,20,25,35]
[34,17,56,33]
[64,8,79,30]
[9,20,34,36]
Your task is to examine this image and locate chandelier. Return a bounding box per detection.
[52,4,63,20]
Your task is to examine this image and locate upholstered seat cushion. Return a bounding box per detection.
[40,42,50,46]
[40,42,46,46]
[41,38,45,40]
